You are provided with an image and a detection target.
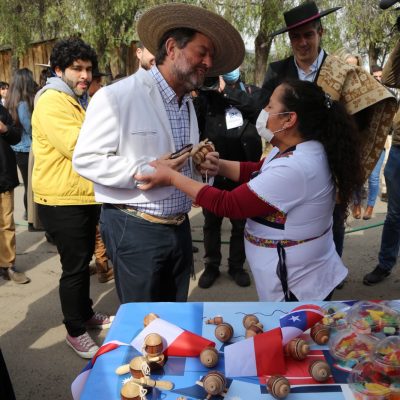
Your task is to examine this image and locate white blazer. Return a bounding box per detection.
[73,68,201,204]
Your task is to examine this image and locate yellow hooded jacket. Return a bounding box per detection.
[32,85,96,205]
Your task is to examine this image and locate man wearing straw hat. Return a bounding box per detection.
[73,3,245,303]
[261,1,397,273]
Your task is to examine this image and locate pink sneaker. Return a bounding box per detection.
[86,311,114,330]
[66,332,99,359]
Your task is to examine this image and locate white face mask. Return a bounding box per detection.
[255,110,290,142]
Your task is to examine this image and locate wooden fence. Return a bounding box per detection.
[0,39,140,85]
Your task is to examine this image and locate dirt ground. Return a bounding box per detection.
[0,184,399,399]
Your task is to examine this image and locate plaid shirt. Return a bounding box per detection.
[131,66,193,216]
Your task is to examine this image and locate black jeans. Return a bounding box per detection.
[202,208,246,271]
[38,204,99,337]
[100,204,193,304]
[14,151,29,213]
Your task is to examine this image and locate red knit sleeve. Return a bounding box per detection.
[239,160,265,183]
[195,182,279,219]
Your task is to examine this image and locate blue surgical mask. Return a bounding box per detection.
[222,68,240,84]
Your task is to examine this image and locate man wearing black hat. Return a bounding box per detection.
[261,1,396,268]
[73,4,245,304]
[262,1,340,106]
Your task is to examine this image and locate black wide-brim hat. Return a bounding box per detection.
[137,3,245,76]
[271,1,341,37]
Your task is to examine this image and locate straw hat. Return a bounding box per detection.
[271,1,341,37]
[137,3,245,76]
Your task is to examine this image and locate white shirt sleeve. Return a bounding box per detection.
[247,159,306,213]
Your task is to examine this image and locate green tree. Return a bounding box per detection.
[340,0,397,68]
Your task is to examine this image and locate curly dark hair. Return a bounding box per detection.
[279,79,365,212]
[50,37,98,72]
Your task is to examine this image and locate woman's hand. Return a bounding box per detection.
[197,151,220,177]
[134,152,189,190]
[158,151,190,171]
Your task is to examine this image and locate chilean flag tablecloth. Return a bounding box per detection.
[131,317,215,357]
[224,304,324,377]
[74,301,357,400]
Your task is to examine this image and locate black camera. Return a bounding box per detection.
[201,76,219,91]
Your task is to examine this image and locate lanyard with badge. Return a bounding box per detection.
[225,106,243,130]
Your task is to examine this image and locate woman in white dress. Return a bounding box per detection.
[137,80,365,301]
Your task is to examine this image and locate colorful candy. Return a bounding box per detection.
[347,301,400,337]
[329,330,378,362]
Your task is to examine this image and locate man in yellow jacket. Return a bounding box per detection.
[32,38,112,359]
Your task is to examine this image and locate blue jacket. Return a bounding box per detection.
[11,101,32,152]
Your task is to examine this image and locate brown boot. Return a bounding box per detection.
[95,260,114,283]
[363,206,374,220]
[352,204,361,219]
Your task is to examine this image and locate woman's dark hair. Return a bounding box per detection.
[155,27,197,65]
[279,79,365,212]
[39,68,52,88]
[5,68,38,125]
[50,37,98,73]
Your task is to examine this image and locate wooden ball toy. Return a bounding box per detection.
[245,323,264,338]
[190,139,215,165]
[143,313,159,327]
[309,360,331,382]
[143,333,163,356]
[266,375,290,399]
[243,314,259,329]
[120,381,147,400]
[284,338,310,361]
[202,371,226,396]
[205,316,223,325]
[214,323,233,343]
[129,356,150,379]
[310,323,330,345]
[200,346,219,368]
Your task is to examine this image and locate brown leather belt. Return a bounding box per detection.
[115,205,186,226]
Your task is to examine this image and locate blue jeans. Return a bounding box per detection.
[378,146,400,272]
[100,204,193,304]
[354,150,385,206]
[367,150,385,206]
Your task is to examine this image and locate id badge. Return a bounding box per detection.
[225,107,243,130]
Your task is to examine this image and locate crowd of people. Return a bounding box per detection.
[1,0,400,364]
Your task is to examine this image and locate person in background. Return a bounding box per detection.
[0,101,30,284]
[88,69,110,98]
[0,82,9,106]
[334,51,385,221]
[363,39,400,285]
[32,38,112,358]
[371,64,397,204]
[136,41,155,71]
[194,68,262,288]
[5,68,38,221]
[371,64,383,82]
[137,80,364,302]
